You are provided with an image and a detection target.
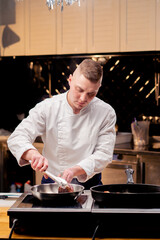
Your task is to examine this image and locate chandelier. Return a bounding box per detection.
[16,0,81,11]
[46,0,81,11]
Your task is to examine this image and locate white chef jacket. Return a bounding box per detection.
[7,91,116,182]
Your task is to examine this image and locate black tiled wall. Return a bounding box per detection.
[0,54,160,133]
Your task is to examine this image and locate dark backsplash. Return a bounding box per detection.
[0,53,160,134]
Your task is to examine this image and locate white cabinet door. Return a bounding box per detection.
[56,0,87,54]
[120,0,156,52]
[156,0,160,50]
[87,0,120,53]
[0,0,25,56]
[25,0,56,55]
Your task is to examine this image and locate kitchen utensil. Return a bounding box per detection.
[0,194,20,199]
[90,166,160,207]
[31,183,84,201]
[91,183,160,205]
[29,160,67,187]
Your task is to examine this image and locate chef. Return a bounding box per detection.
[7,59,116,189]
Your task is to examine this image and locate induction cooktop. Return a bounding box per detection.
[8,191,160,238]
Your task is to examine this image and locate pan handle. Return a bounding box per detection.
[74,188,84,201]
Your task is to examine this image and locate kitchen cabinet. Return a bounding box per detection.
[57,0,120,54]
[141,155,160,185]
[0,0,25,56]
[56,0,87,54]
[87,0,120,53]
[102,158,138,184]
[0,0,120,55]
[114,142,160,185]
[120,0,156,52]
[156,0,160,50]
[0,0,56,56]
[33,143,43,185]
[1,0,160,56]
[25,0,56,55]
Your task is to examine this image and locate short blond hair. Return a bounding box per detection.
[78,59,103,83]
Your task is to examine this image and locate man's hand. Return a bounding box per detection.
[61,165,86,183]
[22,149,48,173]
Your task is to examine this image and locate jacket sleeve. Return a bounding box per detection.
[77,107,116,182]
[7,101,46,166]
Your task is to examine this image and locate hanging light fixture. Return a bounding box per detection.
[46,0,81,11]
[16,0,81,11]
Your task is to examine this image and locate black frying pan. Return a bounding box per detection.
[90,183,160,208]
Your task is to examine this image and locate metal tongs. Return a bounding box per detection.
[29,160,68,187]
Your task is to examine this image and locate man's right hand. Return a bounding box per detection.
[22,149,48,173]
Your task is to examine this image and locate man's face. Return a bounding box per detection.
[67,71,101,114]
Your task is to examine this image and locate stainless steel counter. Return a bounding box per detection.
[114,142,160,156]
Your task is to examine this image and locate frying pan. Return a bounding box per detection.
[90,183,160,208]
[31,183,84,202]
[90,166,160,208]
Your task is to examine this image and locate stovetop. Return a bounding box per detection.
[8,191,160,238]
[8,191,160,214]
[9,190,93,213]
